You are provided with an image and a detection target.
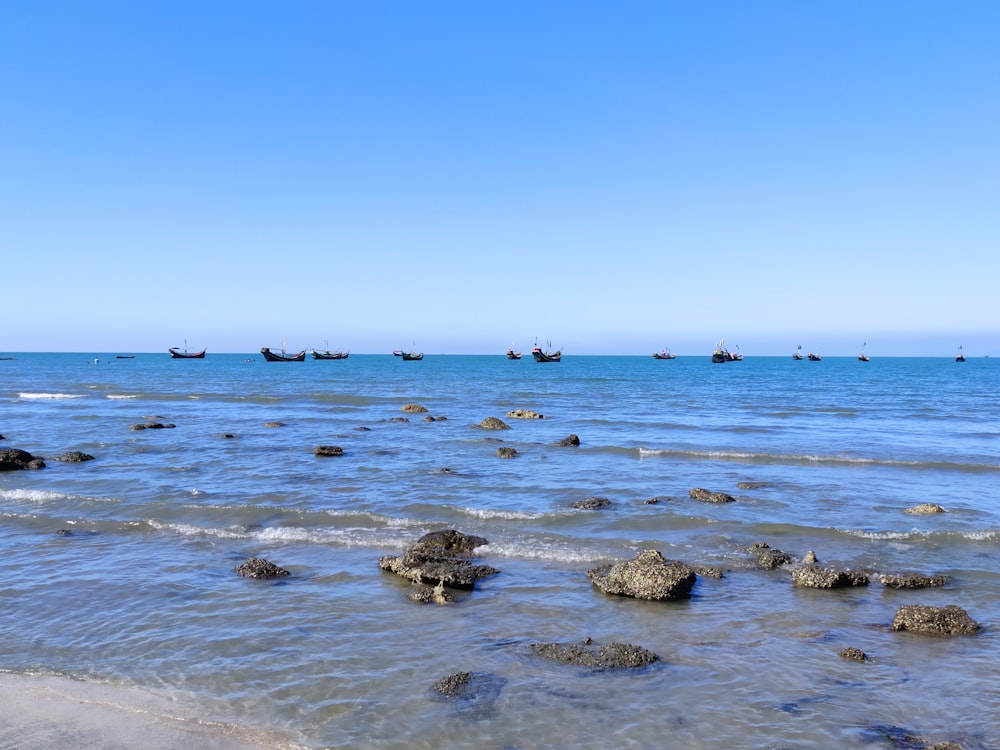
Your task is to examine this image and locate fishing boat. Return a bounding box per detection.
[711,340,742,363]
[260,346,306,362]
[858,343,870,362]
[168,342,206,359]
[116,355,136,359]
[401,350,424,361]
[653,348,676,360]
[506,342,522,360]
[392,350,404,356]
[956,346,966,363]
[311,349,349,360]
[807,352,822,362]
[793,345,804,361]
[531,339,562,362]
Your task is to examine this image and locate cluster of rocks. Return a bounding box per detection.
[235,557,290,579]
[378,529,499,591]
[0,448,46,470]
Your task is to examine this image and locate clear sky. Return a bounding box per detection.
[2,1,998,356]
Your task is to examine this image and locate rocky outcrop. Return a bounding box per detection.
[0,448,45,471]
[430,671,507,717]
[476,417,510,430]
[506,409,544,419]
[130,422,176,431]
[838,647,867,661]
[890,604,981,635]
[737,481,767,489]
[878,572,950,589]
[904,503,946,514]
[496,447,518,458]
[588,550,696,601]
[529,638,658,670]
[572,497,611,510]
[401,403,428,413]
[315,445,344,456]
[791,566,869,588]
[689,487,735,503]
[408,581,455,604]
[53,451,95,462]
[379,529,499,590]
[747,542,792,570]
[236,557,290,579]
[557,434,580,446]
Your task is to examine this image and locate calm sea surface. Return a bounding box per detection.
[1,352,998,748]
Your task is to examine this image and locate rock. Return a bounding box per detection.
[890,604,980,635]
[878,572,950,589]
[423,416,437,422]
[379,529,499,590]
[557,434,580,446]
[572,496,611,510]
[695,566,725,579]
[131,422,176,431]
[747,542,792,570]
[803,550,818,564]
[838,646,867,661]
[529,639,659,670]
[354,426,371,431]
[737,481,768,489]
[408,581,455,604]
[53,451,95,462]
[689,487,736,503]
[389,417,409,423]
[643,497,661,504]
[430,671,507,717]
[401,404,428,413]
[588,549,696,601]
[791,566,869,588]
[476,417,510,430]
[904,503,946,514]
[506,409,544,419]
[0,448,46,471]
[496,447,518,458]
[235,557,290,579]
[315,445,344,457]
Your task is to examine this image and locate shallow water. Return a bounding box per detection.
[1,353,998,748]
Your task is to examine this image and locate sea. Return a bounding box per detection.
[1,352,998,749]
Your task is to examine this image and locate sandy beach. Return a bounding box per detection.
[0,673,300,750]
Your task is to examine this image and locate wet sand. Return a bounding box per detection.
[0,673,301,750]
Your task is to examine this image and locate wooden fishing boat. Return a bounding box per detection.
[653,348,676,360]
[311,348,349,360]
[506,341,522,360]
[531,340,562,362]
[956,346,966,362]
[793,345,804,360]
[260,346,306,362]
[858,343,870,362]
[168,345,206,359]
[807,352,822,361]
[401,351,424,361]
[712,340,742,363]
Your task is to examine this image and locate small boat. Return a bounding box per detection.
[168,342,206,359]
[260,346,306,362]
[531,339,562,362]
[711,340,742,363]
[956,346,966,363]
[401,350,424,361]
[311,349,349,360]
[393,350,404,356]
[807,352,822,362]
[116,355,136,359]
[653,348,676,360]
[793,345,804,361]
[506,342,522,360]
[858,342,870,362]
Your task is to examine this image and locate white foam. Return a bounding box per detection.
[0,488,67,503]
[106,394,139,400]
[18,393,83,400]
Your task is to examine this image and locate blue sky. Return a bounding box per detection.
[2,1,998,356]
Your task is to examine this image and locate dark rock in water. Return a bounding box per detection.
[496,447,518,458]
[747,542,792,570]
[53,451,95,462]
[904,503,946,514]
[56,529,74,536]
[263,421,285,428]
[389,417,409,423]
[506,409,544,419]
[737,481,768,489]
[838,646,867,661]
[588,549,696,601]
[221,433,236,439]
[0,448,46,471]
[477,417,510,430]
[354,426,371,431]
[529,639,659,670]
[236,557,291,579]
[131,422,176,431]
[878,572,950,589]
[423,415,437,422]
[695,566,725,579]
[430,671,507,718]
[315,445,344,457]
[408,582,455,604]
[859,724,958,749]
[689,487,735,503]
[890,604,980,635]
[379,529,498,590]
[557,434,580,446]
[572,496,611,510]
[791,565,869,588]
[401,403,428,413]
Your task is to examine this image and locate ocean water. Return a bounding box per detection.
[1,352,998,749]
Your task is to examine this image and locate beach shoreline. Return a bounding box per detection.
[0,672,302,750]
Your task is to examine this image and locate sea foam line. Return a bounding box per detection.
[18,392,83,400]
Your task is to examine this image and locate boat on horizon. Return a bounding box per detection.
[793,345,804,361]
[858,343,870,362]
[712,340,742,363]
[531,339,562,362]
[260,346,306,362]
[311,349,349,360]
[653,348,676,360]
[168,341,206,359]
[956,346,966,362]
[401,350,423,361]
[807,352,822,361]
[506,342,522,360]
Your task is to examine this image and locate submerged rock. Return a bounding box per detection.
[131,422,176,430]
[890,604,980,635]
[496,447,518,458]
[529,639,659,670]
[588,549,696,601]
[572,496,611,510]
[506,409,544,419]
[878,572,950,589]
[236,557,290,579]
[0,448,45,471]
[53,451,95,462]
[314,445,344,457]
[904,503,946,514]
[838,646,868,662]
[557,434,580,446]
[401,403,428,413]
[476,417,510,430]
[747,542,792,570]
[408,581,455,604]
[689,487,736,503]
